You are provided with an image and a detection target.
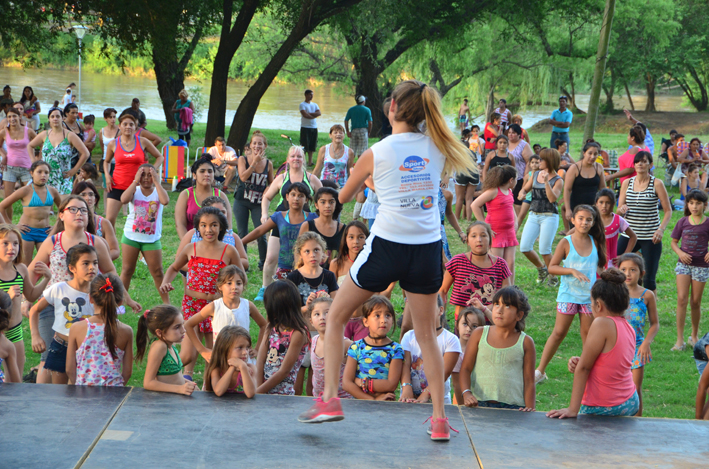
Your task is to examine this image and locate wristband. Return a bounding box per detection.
[401,382,412,388]
[368,378,374,394]
[462,389,472,395]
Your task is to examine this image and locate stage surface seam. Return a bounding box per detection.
[458,405,483,469]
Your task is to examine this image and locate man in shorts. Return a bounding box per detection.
[207,137,238,193]
[458,98,470,132]
[299,89,321,166]
[344,95,373,158]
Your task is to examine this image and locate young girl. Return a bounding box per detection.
[287,232,339,310]
[471,165,518,283]
[298,187,345,268]
[671,189,709,351]
[328,220,368,285]
[242,182,317,280]
[204,325,257,397]
[618,253,659,416]
[136,305,198,395]
[73,162,99,190]
[516,154,540,230]
[678,164,703,210]
[0,291,19,382]
[66,274,134,386]
[184,265,267,364]
[0,224,49,379]
[309,297,352,399]
[160,206,242,379]
[341,295,403,402]
[29,244,99,384]
[0,161,61,262]
[459,286,535,410]
[536,205,607,384]
[441,222,512,323]
[595,189,636,268]
[547,269,639,418]
[120,164,170,303]
[256,280,310,395]
[451,307,485,404]
[399,294,461,404]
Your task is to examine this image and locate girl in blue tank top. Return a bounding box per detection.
[535,204,607,384]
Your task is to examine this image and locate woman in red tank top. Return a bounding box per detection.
[484,113,501,155]
[104,114,163,227]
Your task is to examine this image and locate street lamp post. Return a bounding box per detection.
[72,25,87,109]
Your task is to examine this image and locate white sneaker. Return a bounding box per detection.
[534,370,547,384]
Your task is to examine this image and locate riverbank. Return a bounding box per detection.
[531,110,709,135]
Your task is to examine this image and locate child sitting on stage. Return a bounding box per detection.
[309,297,352,399]
[204,326,257,397]
[452,307,485,404]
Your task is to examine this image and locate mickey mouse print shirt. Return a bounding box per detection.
[263,327,309,395]
[44,282,93,336]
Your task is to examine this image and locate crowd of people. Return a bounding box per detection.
[1,80,709,445]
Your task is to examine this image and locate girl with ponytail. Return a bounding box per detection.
[66,273,134,386]
[299,80,476,441]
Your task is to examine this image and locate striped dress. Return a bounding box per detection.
[624,176,660,241]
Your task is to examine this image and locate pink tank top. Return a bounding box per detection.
[604,213,628,268]
[582,315,637,407]
[6,125,31,168]
[485,188,515,230]
[185,187,220,231]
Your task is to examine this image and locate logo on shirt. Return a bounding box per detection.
[399,156,429,173]
[420,196,434,209]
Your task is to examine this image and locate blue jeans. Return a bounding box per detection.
[551,131,570,149]
[520,212,559,256]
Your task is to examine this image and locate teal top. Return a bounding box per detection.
[24,184,54,208]
[557,235,598,305]
[471,326,526,407]
[344,105,373,130]
[551,108,573,133]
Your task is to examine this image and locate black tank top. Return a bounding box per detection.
[306,219,344,268]
[488,152,513,170]
[235,157,270,204]
[569,163,601,209]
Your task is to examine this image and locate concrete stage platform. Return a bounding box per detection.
[2,383,708,468]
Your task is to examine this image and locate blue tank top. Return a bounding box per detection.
[557,235,598,305]
[626,290,648,346]
[271,211,317,269]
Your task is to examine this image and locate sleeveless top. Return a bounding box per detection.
[62,120,84,164]
[320,143,350,188]
[306,219,344,253]
[235,157,269,204]
[185,187,222,232]
[101,127,118,160]
[94,215,104,238]
[569,163,601,209]
[530,171,562,214]
[75,320,125,386]
[509,140,529,180]
[488,152,513,170]
[112,135,147,190]
[42,130,74,195]
[157,343,183,376]
[624,177,659,241]
[483,124,497,150]
[604,213,629,268]
[271,211,318,269]
[582,316,636,407]
[485,188,515,231]
[191,228,236,247]
[212,298,250,339]
[276,170,314,211]
[311,335,352,399]
[370,132,444,244]
[557,235,598,305]
[470,326,526,407]
[6,125,31,168]
[24,184,54,208]
[49,232,95,288]
[0,266,23,297]
[626,290,649,347]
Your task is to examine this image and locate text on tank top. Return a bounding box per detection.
[236,157,269,204]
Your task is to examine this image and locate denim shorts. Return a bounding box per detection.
[44,337,68,373]
[696,359,707,375]
[38,305,55,362]
[4,165,31,183]
[675,262,709,282]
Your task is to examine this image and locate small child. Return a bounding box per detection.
[308,297,352,399]
[399,294,461,404]
[459,287,536,411]
[0,291,19,382]
[66,274,134,386]
[204,325,257,397]
[536,204,607,383]
[256,280,310,395]
[547,269,639,418]
[695,332,709,419]
[533,144,542,156]
[595,189,636,267]
[287,232,339,310]
[29,244,99,384]
[471,165,518,282]
[73,163,100,190]
[671,189,709,351]
[451,307,485,404]
[342,296,403,401]
[82,114,97,155]
[441,221,512,322]
[136,305,198,395]
[516,154,540,230]
[184,265,267,364]
[618,253,658,416]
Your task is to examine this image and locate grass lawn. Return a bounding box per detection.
[15,120,709,420]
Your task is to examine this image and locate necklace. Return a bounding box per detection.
[348,254,356,262]
[690,214,705,225]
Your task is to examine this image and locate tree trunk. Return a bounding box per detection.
[583,0,615,142]
[152,49,183,130]
[645,73,657,112]
[624,80,635,111]
[349,37,385,137]
[485,81,496,121]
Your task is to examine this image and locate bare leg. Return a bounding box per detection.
[37,361,52,384]
[295,366,306,396]
[3,181,16,221]
[496,246,515,284]
[522,249,544,269]
[399,298,413,341]
[119,243,141,292]
[223,166,236,191]
[690,279,706,343]
[517,203,530,232]
[143,249,170,303]
[464,185,475,221]
[675,274,691,346]
[52,371,69,384]
[632,366,644,416]
[105,198,123,227]
[537,313,576,374]
[579,312,594,345]
[21,240,37,268]
[454,184,466,220]
[262,235,280,288]
[14,341,25,379]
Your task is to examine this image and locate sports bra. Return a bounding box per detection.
[0,266,23,296]
[24,184,54,208]
[156,342,183,376]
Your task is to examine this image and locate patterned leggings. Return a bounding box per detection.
[579,391,639,416]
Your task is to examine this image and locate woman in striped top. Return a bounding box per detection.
[617,151,672,292]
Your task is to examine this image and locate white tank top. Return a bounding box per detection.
[212,298,250,338]
[370,133,444,244]
[101,128,117,160]
[320,143,350,188]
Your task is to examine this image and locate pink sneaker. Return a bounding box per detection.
[425,416,458,441]
[298,397,345,423]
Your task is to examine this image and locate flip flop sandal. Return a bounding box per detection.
[670,343,686,352]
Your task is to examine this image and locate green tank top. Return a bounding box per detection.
[155,342,183,376]
[276,170,314,210]
[471,326,526,407]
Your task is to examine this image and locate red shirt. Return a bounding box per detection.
[112,135,146,190]
[484,123,498,150]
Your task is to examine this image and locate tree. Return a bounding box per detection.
[583,0,615,142]
[80,0,220,128]
[668,0,709,111]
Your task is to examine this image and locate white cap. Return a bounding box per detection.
[357,96,366,103]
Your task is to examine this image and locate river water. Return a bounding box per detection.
[0,67,692,133]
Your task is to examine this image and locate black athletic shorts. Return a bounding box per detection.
[106,188,126,201]
[300,127,318,153]
[455,171,480,187]
[350,234,443,294]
